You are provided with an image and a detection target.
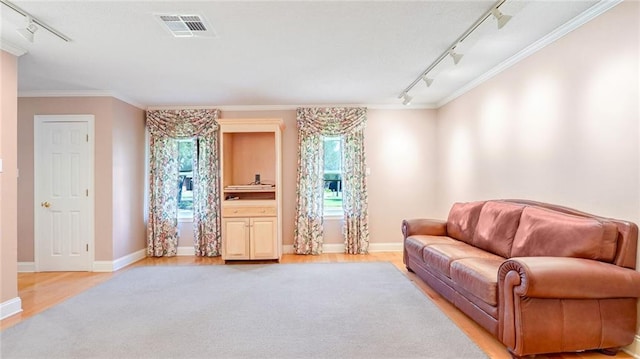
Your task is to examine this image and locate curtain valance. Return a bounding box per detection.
[145,108,221,257]
[294,106,369,255]
[146,109,220,137]
[297,107,366,136]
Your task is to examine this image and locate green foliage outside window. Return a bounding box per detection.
[178,140,194,172]
[323,137,341,173]
[178,139,194,212]
[323,137,342,212]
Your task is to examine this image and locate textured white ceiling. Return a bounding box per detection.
[0,1,603,108]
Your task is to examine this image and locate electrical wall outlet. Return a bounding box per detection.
[255,173,261,184]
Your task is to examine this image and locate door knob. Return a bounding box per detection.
[41,201,51,208]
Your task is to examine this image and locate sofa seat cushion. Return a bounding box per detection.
[511,206,618,262]
[450,257,505,306]
[447,201,486,244]
[473,201,525,258]
[405,236,428,258]
[404,235,459,259]
[405,235,464,262]
[423,243,502,278]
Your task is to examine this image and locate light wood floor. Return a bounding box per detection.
[1,253,633,359]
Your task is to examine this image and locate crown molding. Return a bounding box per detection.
[16,94,436,112]
[146,103,438,111]
[436,0,623,108]
[0,39,27,56]
[7,0,620,112]
[141,0,622,112]
[18,90,145,109]
[19,90,112,97]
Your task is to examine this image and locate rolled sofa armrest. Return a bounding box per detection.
[499,256,640,299]
[401,219,447,239]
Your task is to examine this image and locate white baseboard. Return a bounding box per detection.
[282,242,402,254]
[369,243,403,252]
[17,262,35,273]
[92,261,114,272]
[623,335,640,359]
[112,249,146,271]
[0,297,23,320]
[92,249,146,272]
[177,246,196,256]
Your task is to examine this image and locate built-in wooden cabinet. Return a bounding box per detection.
[218,119,283,262]
[222,216,278,259]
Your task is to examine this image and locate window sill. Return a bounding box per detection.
[178,217,193,223]
[323,213,343,220]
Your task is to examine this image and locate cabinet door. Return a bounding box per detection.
[250,217,277,259]
[223,218,250,259]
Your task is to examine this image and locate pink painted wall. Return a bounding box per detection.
[17,105,438,255]
[18,97,114,261]
[1,50,18,303]
[178,109,438,249]
[321,109,439,248]
[436,1,639,224]
[111,99,146,258]
[366,109,439,244]
[435,2,640,351]
[222,109,438,247]
[18,97,145,262]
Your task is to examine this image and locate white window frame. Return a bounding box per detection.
[323,136,343,218]
[177,138,195,222]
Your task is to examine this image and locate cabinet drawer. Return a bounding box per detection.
[223,206,276,217]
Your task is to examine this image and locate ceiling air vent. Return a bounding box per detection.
[156,14,215,38]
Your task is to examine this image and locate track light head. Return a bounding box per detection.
[402,92,413,106]
[17,16,38,42]
[448,48,463,65]
[398,1,513,105]
[491,8,512,29]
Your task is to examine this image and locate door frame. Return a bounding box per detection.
[34,114,95,272]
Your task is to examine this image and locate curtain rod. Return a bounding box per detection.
[398,0,506,98]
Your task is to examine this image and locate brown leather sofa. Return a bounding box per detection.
[402,199,640,357]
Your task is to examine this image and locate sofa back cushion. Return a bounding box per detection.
[472,201,525,258]
[447,201,485,244]
[511,206,618,262]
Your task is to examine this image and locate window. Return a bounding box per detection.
[177,138,195,219]
[323,136,342,215]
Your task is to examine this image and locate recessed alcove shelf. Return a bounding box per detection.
[218,118,284,261]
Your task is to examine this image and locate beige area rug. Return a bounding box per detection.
[1,262,488,358]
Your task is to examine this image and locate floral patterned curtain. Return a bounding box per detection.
[294,107,369,255]
[146,109,221,257]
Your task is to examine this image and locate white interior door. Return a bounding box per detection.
[35,115,94,271]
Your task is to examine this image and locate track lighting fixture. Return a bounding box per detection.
[402,92,413,106]
[1,0,71,42]
[397,0,513,105]
[448,48,463,65]
[422,76,434,87]
[491,8,512,29]
[16,16,38,43]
